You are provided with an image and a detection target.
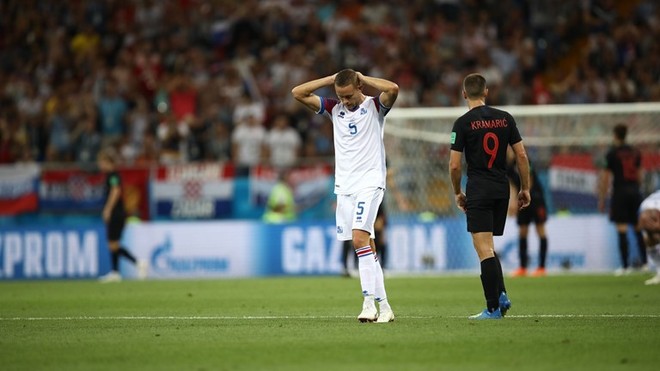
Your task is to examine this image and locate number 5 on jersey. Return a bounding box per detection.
[349,122,358,135]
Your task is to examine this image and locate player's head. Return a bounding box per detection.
[613,124,627,143]
[334,69,363,110]
[97,147,119,171]
[462,73,488,100]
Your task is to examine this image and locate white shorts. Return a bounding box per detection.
[335,187,384,241]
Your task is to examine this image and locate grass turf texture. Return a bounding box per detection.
[1,274,659,371]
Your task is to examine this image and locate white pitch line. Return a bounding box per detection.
[1,314,659,321]
[505,314,660,319]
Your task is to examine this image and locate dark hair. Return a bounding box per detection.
[98,147,119,165]
[463,73,487,99]
[335,69,358,88]
[613,124,627,141]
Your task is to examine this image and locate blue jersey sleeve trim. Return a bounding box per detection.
[317,97,325,115]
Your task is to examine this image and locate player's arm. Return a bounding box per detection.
[356,72,399,108]
[639,209,660,246]
[511,141,531,209]
[449,149,466,212]
[291,75,335,113]
[597,169,611,212]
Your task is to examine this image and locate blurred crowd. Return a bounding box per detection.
[0,0,658,167]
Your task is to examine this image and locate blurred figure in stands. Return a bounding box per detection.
[265,114,301,170]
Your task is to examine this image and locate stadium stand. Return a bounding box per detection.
[0,0,658,167]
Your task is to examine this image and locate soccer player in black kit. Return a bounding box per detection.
[97,149,147,282]
[508,156,549,277]
[449,73,531,319]
[598,124,646,275]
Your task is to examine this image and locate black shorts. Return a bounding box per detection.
[106,214,126,242]
[517,199,548,225]
[466,198,509,236]
[610,190,642,224]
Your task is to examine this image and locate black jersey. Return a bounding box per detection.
[605,144,641,192]
[105,171,125,215]
[451,105,522,200]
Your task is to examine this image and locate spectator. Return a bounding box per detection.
[134,131,160,167]
[205,121,232,162]
[45,101,72,162]
[168,75,197,122]
[71,115,102,165]
[156,113,188,164]
[264,114,301,170]
[126,97,151,152]
[0,0,657,167]
[0,115,25,164]
[97,80,128,146]
[231,112,266,175]
[305,120,334,158]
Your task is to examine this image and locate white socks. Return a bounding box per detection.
[648,246,660,269]
[374,253,391,311]
[356,246,376,297]
[356,246,390,311]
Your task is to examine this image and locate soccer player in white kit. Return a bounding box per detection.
[292,69,399,323]
[639,190,660,285]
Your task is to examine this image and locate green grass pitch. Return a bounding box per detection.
[2,274,659,371]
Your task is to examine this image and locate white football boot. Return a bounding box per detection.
[357,295,378,322]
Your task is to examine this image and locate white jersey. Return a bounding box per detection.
[318,96,390,195]
[640,190,660,211]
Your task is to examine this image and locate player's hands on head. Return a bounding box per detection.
[518,190,531,210]
[355,71,365,89]
[455,192,467,212]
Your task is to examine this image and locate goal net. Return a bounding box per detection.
[384,102,660,218]
[381,103,660,273]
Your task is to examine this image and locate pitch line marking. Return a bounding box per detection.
[1,314,659,321]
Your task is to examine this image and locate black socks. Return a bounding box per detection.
[111,247,137,271]
[518,237,528,269]
[118,247,137,264]
[480,257,500,312]
[539,237,548,268]
[618,232,629,268]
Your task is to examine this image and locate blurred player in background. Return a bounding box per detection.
[598,124,647,275]
[507,152,549,277]
[97,148,148,282]
[639,190,660,285]
[292,69,398,323]
[449,73,531,320]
